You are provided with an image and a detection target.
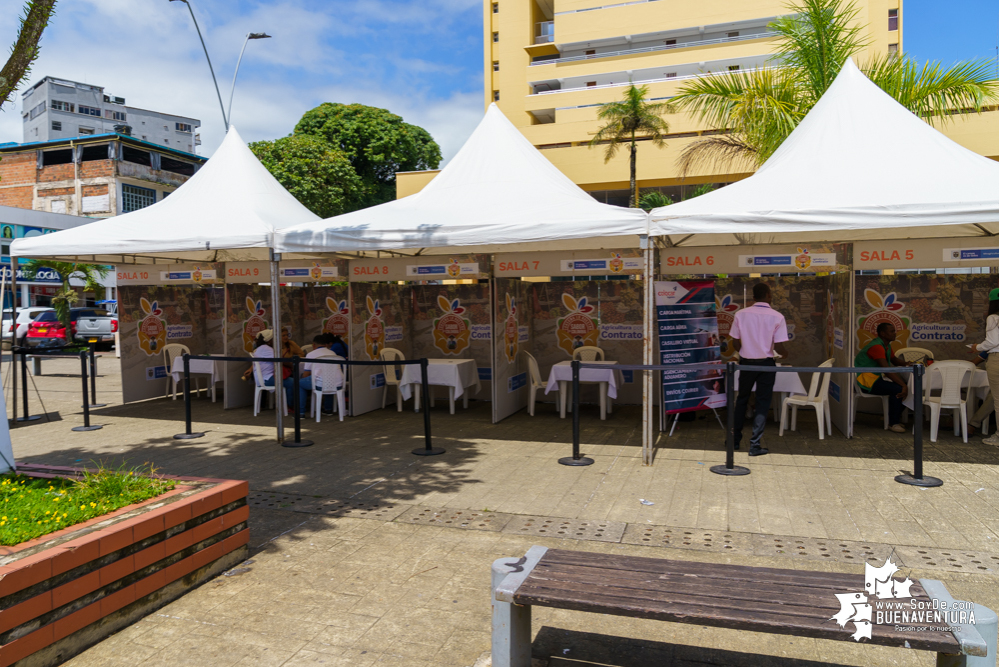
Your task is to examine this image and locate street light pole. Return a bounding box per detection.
[170,0,229,130]
[227,32,271,127]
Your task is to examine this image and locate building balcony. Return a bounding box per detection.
[530,30,777,65]
[535,21,555,44]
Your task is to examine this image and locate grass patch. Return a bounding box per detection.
[0,463,175,546]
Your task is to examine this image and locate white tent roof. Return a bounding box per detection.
[276,104,649,257]
[11,126,320,264]
[649,59,999,246]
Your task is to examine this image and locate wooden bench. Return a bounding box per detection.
[491,547,997,667]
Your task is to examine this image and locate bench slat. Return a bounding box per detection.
[514,582,961,654]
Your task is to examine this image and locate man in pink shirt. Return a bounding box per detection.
[729,283,789,456]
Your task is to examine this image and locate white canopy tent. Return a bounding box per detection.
[10,126,320,264]
[649,59,999,246]
[276,103,649,257]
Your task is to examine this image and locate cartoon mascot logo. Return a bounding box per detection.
[609,252,624,274]
[503,293,518,363]
[794,248,812,270]
[434,295,470,355]
[446,258,462,279]
[715,295,740,359]
[137,298,166,356]
[857,289,909,353]
[323,297,349,338]
[242,297,268,354]
[311,262,324,281]
[191,265,204,284]
[364,296,385,360]
[557,293,598,356]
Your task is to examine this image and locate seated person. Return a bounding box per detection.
[280,327,303,358]
[329,334,349,358]
[854,322,908,433]
[299,333,345,415]
[969,350,993,436]
[240,329,296,409]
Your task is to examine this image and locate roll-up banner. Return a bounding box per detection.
[492,279,532,422]
[654,280,724,415]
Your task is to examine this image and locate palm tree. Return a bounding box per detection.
[21,260,108,342]
[588,85,670,207]
[670,0,999,174]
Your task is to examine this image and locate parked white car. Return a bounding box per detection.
[2,307,55,345]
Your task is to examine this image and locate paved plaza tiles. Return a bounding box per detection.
[7,355,999,666]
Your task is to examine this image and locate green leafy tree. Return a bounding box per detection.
[21,260,107,341]
[294,103,442,208]
[249,135,364,219]
[670,0,999,174]
[638,190,673,212]
[0,1,57,108]
[685,183,716,200]
[588,85,670,208]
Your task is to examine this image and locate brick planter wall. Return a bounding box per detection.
[0,465,249,667]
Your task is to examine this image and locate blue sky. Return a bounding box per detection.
[0,0,995,163]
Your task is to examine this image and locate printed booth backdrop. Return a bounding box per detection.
[493,279,533,422]
[350,283,412,416]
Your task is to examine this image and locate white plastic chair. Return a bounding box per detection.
[896,347,934,364]
[252,361,286,417]
[379,348,406,412]
[922,360,975,443]
[523,351,547,416]
[573,346,604,362]
[311,357,347,423]
[780,359,834,439]
[163,343,204,400]
[852,376,890,436]
[301,344,314,355]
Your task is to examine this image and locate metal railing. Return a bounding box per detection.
[9,345,104,431]
[530,66,765,95]
[561,360,939,488]
[175,354,444,456]
[530,31,778,66]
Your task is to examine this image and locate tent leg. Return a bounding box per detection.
[269,252,284,444]
[642,237,654,466]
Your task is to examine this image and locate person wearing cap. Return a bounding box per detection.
[971,287,999,446]
[241,329,296,410]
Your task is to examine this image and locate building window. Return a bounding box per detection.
[727,31,739,38]
[50,100,74,112]
[51,121,61,131]
[141,135,147,140]
[664,39,676,46]
[492,2,498,12]
[665,72,677,78]
[121,184,156,213]
[79,105,101,117]
[888,43,898,54]
[585,49,595,56]
[104,110,126,121]
[728,65,741,71]
[493,90,500,101]
[888,8,898,31]
[492,32,499,42]
[493,61,499,72]
[78,127,95,135]
[586,81,597,87]
[176,122,193,132]
[122,145,152,166]
[28,102,45,119]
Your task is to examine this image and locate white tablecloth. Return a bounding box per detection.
[734,366,807,396]
[398,359,481,400]
[544,361,625,399]
[170,356,222,385]
[902,368,989,410]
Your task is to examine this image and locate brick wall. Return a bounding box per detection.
[0,152,37,187]
[39,186,74,196]
[80,160,114,179]
[0,186,32,209]
[38,163,75,183]
[82,184,108,197]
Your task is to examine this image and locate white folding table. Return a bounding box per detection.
[399,359,481,414]
[544,360,625,421]
[170,355,224,402]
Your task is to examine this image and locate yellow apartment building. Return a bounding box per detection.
[397,0,999,203]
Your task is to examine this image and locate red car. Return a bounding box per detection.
[26,309,118,349]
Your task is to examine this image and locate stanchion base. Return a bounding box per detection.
[895,474,943,487]
[174,432,206,440]
[16,415,41,422]
[559,456,595,466]
[71,425,103,432]
[412,447,446,456]
[282,440,314,448]
[710,464,751,476]
[83,404,107,409]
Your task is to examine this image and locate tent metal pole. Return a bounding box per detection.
[269,252,284,443]
[10,257,18,425]
[642,235,654,466]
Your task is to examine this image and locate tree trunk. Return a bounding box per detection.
[629,139,637,208]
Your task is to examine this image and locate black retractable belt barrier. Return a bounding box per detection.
[72,350,102,432]
[895,364,940,487]
[413,357,444,456]
[710,360,749,476]
[86,343,107,408]
[284,355,314,448]
[16,350,39,422]
[174,353,206,440]
[559,359,594,466]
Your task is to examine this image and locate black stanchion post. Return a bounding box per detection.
[16,349,39,422]
[897,364,941,487]
[174,353,205,440]
[284,356,313,448]
[72,350,102,432]
[413,358,444,456]
[711,361,750,476]
[559,359,593,466]
[87,343,106,408]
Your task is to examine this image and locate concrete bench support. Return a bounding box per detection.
[922,579,997,667]
[491,546,547,667]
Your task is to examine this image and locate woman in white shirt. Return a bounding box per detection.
[241,329,295,410]
[973,288,999,446]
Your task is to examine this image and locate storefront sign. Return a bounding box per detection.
[159,267,216,283]
[655,280,724,414]
[856,239,999,269]
[738,251,836,270]
[560,253,642,274]
[496,249,642,277]
[0,265,62,284]
[406,260,478,278]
